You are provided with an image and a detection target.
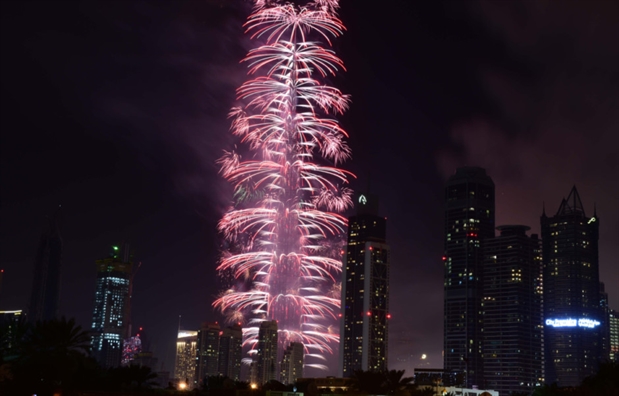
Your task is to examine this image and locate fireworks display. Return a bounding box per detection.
[214,0,352,369]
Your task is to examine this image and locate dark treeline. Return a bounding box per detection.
[0,316,162,395]
[1,317,618,396]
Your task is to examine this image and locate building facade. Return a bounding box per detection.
[541,186,603,386]
[0,310,24,356]
[609,310,619,362]
[218,324,243,381]
[196,322,221,386]
[256,320,278,385]
[280,341,304,385]
[340,192,390,376]
[483,225,543,394]
[28,210,62,322]
[91,245,132,368]
[175,330,198,387]
[443,167,495,387]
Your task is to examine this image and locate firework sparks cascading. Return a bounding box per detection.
[214,0,353,369]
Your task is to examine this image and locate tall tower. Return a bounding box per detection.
[91,244,132,368]
[340,192,390,376]
[256,320,278,385]
[483,225,543,394]
[218,324,243,381]
[175,330,198,387]
[28,209,62,322]
[443,167,495,387]
[541,186,602,386]
[195,322,221,386]
[280,342,304,385]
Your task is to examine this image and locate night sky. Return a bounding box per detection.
[1,0,617,377]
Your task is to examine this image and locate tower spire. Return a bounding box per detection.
[556,185,585,217]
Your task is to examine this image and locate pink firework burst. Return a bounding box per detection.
[214,0,352,370]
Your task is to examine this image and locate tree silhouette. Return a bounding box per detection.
[109,364,158,389]
[25,316,91,356]
[581,361,619,396]
[385,369,414,395]
[352,370,388,394]
[2,317,91,395]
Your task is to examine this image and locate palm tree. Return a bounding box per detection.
[17,317,91,394]
[25,316,91,357]
[385,369,414,395]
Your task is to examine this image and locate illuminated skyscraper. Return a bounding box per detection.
[609,310,619,362]
[91,244,132,368]
[0,310,24,356]
[280,342,304,385]
[483,225,543,394]
[28,210,62,322]
[218,324,242,381]
[443,167,495,388]
[340,192,390,377]
[196,322,220,386]
[541,186,603,386]
[175,330,198,387]
[256,320,278,385]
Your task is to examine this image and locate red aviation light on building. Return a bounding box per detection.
[369,246,373,251]
[387,314,392,319]
[367,311,371,316]
[442,256,447,261]
[338,313,342,317]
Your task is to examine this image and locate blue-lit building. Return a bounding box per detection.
[340,192,390,376]
[541,187,603,386]
[91,244,132,368]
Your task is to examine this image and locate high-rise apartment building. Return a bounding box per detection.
[443,167,495,388]
[175,330,198,387]
[541,186,603,386]
[483,225,543,394]
[256,320,278,385]
[196,322,221,386]
[0,310,24,356]
[91,244,132,368]
[280,342,303,385]
[218,324,243,381]
[340,192,390,377]
[28,210,62,322]
[609,310,619,362]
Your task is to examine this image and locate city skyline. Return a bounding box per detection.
[1,0,618,377]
